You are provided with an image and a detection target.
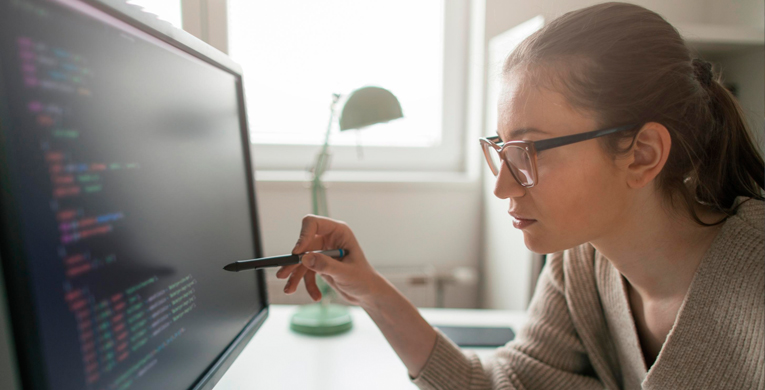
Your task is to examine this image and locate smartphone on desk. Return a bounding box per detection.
[434,325,515,347]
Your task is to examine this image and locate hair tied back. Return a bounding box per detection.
[692,58,713,87]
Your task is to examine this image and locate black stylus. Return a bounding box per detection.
[222,249,345,272]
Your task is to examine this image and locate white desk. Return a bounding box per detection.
[213,305,527,390]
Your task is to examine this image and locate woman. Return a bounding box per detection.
[277,3,764,389]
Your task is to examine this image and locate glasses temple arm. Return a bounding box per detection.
[534,124,638,152]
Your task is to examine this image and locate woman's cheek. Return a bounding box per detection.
[539,156,593,224]
[537,156,578,198]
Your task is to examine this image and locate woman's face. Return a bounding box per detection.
[495,74,632,253]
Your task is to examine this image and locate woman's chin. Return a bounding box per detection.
[522,232,546,254]
[523,231,571,255]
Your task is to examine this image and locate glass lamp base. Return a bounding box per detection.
[289,303,353,336]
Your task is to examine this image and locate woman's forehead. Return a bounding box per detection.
[497,76,597,140]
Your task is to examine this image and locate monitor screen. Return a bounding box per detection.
[0,1,267,389]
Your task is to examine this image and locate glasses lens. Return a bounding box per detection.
[482,142,502,176]
[503,146,535,186]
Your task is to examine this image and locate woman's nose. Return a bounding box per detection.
[493,162,526,199]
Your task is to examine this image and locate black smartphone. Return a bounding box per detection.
[434,325,515,347]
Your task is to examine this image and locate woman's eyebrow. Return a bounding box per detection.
[510,127,548,139]
[497,127,549,141]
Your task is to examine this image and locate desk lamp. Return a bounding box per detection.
[290,86,403,336]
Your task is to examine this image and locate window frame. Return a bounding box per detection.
[182,0,470,173]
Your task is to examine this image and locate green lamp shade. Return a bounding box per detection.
[338,86,403,131]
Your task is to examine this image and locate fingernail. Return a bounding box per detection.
[293,239,302,251]
[304,254,315,268]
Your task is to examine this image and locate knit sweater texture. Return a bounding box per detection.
[412,199,764,390]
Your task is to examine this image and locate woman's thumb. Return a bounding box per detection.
[301,253,339,275]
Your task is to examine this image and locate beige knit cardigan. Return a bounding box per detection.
[412,199,764,390]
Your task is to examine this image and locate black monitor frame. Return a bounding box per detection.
[0,0,269,389]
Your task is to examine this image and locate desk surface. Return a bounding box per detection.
[213,304,527,390]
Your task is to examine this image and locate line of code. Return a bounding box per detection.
[15,32,198,390]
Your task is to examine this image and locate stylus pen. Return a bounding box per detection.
[222,249,345,272]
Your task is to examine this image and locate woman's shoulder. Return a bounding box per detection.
[729,197,764,237]
[702,197,765,272]
[700,197,764,285]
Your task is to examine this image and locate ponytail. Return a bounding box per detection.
[693,60,765,223]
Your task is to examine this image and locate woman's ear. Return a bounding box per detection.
[625,122,671,189]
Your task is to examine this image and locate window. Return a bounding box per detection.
[229,0,469,172]
[127,0,182,29]
[228,0,443,149]
[168,0,469,172]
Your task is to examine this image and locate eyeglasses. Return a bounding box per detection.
[479,124,638,187]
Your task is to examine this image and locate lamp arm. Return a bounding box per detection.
[310,94,340,216]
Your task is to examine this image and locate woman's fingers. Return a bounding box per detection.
[294,215,344,254]
[278,265,320,300]
[294,236,327,254]
[279,266,321,300]
[276,264,300,279]
[304,271,321,301]
[281,215,369,304]
[284,265,308,294]
[277,235,328,279]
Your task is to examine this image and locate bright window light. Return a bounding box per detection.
[127,0,182,29]
[228,0,444,147]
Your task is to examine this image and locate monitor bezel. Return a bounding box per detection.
[0,0,269,389]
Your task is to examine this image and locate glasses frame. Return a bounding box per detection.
[479,124,638,187]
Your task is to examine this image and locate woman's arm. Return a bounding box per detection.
[280,216,607,390]
[277,215,438,377]
[409,251,609,390]
[359,275,438,378]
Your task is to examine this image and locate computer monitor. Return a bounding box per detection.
[0,1,268,389]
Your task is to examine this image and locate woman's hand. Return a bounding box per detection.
[276,214,382,307]
[279,215,438,378]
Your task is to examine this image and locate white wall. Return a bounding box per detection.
[253,177,482,308]
[715,49,765,152]
[486,0,706,39]
[704,0,765,29]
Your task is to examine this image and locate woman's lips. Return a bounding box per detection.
[509,213,537,229]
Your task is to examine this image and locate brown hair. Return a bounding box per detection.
[503,2,764,225]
